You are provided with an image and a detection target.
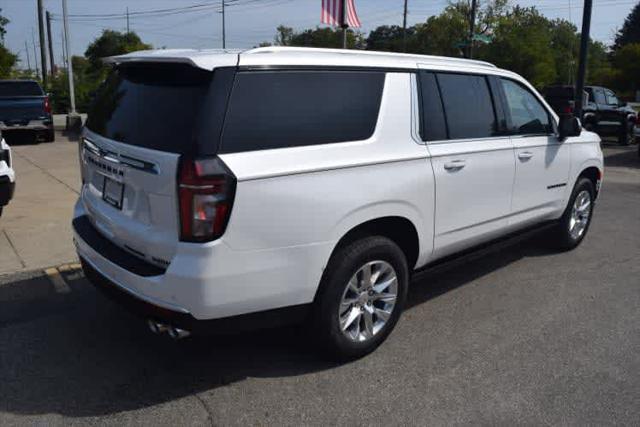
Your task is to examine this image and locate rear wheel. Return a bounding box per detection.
[44,129,55,143]
[0,207,3,217]
[548,178,595,251]
[618,121,634,145]
[314,236,408,361]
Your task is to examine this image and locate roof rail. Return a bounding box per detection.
[242,46,497,69]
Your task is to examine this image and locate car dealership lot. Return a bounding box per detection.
[0,133,638,425]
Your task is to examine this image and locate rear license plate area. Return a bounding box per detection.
[102,176,124,210]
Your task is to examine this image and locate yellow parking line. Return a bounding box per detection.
[45,267,72,294]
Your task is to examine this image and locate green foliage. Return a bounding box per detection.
[365,25,415,52]
[0,8,9,44]
[272,25,365,49]
[613,2,640,50]
[612,43,640,92]
[85,30,152,75]
[479,7,556,87]
[413,6,469,56]
[0,44,17,78]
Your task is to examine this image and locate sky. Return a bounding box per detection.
[2,0,638,71]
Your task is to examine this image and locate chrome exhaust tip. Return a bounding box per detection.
[167,326,191,340]
[147,319,169,334]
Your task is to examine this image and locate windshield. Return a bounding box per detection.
[0,81,44,97]
[86,63,215,154]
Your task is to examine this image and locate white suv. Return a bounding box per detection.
[0,134,15,217]
[73,47,603,359]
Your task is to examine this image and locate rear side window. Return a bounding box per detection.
[436,73,497,140]
[500,79,552,135]
[0,81,44,97]
[219,71,384,154]
[418,72,448,141]
[86,63,218,154]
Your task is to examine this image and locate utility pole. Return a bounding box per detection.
[126,7,130,33]
[32,31,39,78]
[222,0,226,49]
[25,41,32,71]
[341,0,348,49]
[574,0,593,118]
[62,0,81,132]
[60,29,66,70]
[37,0,48,86]
[46,11,55,76]
[402,0,408,52]
[467,0,477,58]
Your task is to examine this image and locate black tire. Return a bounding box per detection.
[44,129,55,143]
[618,121,634,145]
[313,236,409,361]
[548,177,595,251]
[0,207,3,217]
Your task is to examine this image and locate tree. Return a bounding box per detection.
[413,6,469,56]
[612,43,640,93]
[84,30,152,74]
[366,25,416,52]
[0,44,17,78]
[479,6,556,88]
[264,26,365,49]
[0,8,9,44]
[613,2,640,50]
[548,19,579,85]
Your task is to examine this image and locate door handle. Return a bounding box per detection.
[444,160,466,170]
[518,151,534,160]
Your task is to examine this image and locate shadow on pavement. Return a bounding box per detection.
[603,145,639,169]
[0,230,556,418]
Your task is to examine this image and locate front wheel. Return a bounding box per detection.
[548,178,595,251]
[618,122,635,145]
[314,236,408,361]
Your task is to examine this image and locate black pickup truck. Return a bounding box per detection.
[0,80,54,142]
[544,85,637,145]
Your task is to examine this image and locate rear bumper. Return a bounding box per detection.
[72,198,330,325]
[0,119,53,132]
[80,258,309,334]
[0,176,14,206]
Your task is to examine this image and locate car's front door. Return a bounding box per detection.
[419,71,515,258]
[497,78,571,226]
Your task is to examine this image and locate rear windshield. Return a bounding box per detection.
[86,63,221,154]
[544,86,574,99]
[0,81,44,97]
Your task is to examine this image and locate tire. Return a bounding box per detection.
[44,129,55,143]
[0,207,3,217]
[313,236,409,361]
[548,177,595,251]
[618,121,634,145]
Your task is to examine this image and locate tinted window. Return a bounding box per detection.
[593,88,607,104]
[0,81,44,97]
[418,72,448,141]
[220,71,384,153]
[501,79,552,135]
[86,64,216,154]
[604,89,619,106]
[437,73,497,139]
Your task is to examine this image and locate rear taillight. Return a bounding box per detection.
[178,157,236,242]
[43,96,52,114]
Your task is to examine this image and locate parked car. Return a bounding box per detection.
[73,47,603,360]
[0,80,54,143]
[544,85,637,145]
[0,132,15,217]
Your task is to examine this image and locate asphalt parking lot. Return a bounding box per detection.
[0,133,638,425]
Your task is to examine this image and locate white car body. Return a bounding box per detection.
[0,136,15,215]
[73,47,603,331]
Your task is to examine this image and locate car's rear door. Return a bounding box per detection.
[419,71,515,258]
[79,63,233,267]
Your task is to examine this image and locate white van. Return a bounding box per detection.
[73,47,603,359]
[0,134,15,217]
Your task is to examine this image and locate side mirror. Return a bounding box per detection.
[558,114,581,140]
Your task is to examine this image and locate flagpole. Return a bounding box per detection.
[341,0,347,49]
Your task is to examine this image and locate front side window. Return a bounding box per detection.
[220,71,385,154]
[436,73,497,140]
[593,88,607,105]
[604,89,619,106]
[500,79,552,135]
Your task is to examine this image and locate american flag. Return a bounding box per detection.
[321,0,361,28]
